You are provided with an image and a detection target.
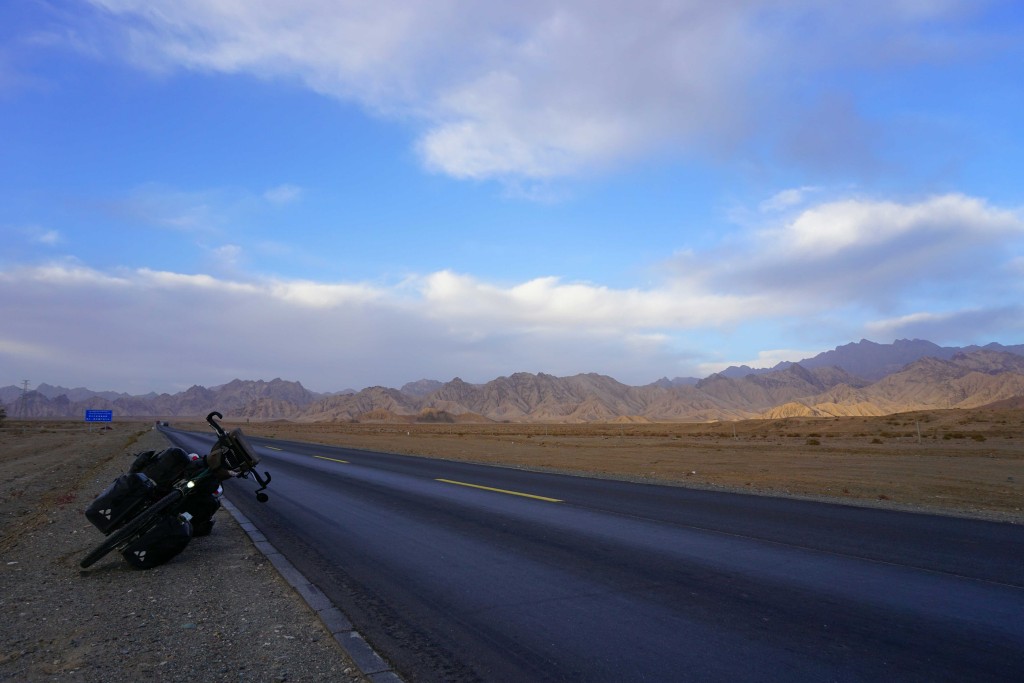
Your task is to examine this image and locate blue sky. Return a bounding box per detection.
[2,1,1023,395]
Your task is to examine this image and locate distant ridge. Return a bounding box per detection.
[718,339,1024,381]
[4,340,1024,422]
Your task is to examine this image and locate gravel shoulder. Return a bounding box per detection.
[0,424,368,683]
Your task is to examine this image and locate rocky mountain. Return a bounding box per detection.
[1,378,319,421]
[734,338,1024,381]
[209,378,319,409]
[649,376,700,388]
[795,338,961,380]
[400,379,448,398]
[758,350,1024,418]
[0,383,141,404]
[4,340,1024,423]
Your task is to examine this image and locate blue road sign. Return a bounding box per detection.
[84,409,113,422]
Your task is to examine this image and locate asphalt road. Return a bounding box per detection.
[162,427,1024,682]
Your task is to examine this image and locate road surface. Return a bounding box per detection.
[162,427,1024,682]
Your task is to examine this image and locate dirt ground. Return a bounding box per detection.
[0,423,367,682]
[209,407,1024,523]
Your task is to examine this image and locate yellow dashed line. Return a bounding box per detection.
[436,478,561,503]
[315,455,350,464]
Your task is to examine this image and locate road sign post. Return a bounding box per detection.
[84,409,113,430]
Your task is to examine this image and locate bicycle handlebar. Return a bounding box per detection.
[205,411,271,502]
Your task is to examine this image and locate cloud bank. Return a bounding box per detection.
[4,192,1021,392]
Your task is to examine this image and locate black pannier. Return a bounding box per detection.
[130,447,191,488]
[128,449,157,471]
[179,493,221,537]
[85,473,156,534]
[121,513,194,569]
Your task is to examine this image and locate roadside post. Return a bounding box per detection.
[84,409,113,431]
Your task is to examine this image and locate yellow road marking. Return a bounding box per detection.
[315,455,349,464]
[436,478,562,503]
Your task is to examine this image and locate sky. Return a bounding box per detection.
[2,0,1024,395]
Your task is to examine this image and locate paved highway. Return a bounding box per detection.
[163,427,1024,682]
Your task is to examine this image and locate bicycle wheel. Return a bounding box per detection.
[80,489,183,568]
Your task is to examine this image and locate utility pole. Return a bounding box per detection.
[19,380,29,418]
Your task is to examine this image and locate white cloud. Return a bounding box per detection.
[28,227,63,245]
[0,337,61,362]
[100,183,224,232]
[773,194,1021,257]
[90,183,297,247]
[419,270,774,331]
[266,279,386,308]
[698,348,819,376]
[866,311,952,334]
[263,184,303,204]
[77,0,995,180]
[865,307,1024,342]
[694,193,1024,307]
[135,268,244,291]
[758,187,819,214]
[0,262,131,287]
[0,259,775,392]
[209,244,243,268]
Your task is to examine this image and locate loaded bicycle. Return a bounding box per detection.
[80,411,271,569]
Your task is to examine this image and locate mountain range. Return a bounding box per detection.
[4,339,1024,422]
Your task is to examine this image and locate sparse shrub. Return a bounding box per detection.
[805,438,820,446]
[878,494,890,500]
[123,431,143,449]
[417,410,455,423]
[971,434,987,442]
[871,438,883,444]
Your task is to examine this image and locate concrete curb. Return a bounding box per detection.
[221,498,404,683]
